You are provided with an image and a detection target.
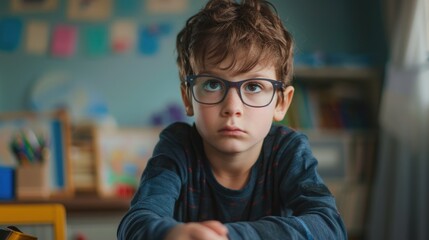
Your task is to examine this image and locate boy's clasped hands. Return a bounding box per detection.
[165,221,228,240]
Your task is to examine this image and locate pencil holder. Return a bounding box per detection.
[16,163,50,199]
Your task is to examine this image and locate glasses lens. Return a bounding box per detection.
[192,76,226,104]
[240,80,275,107]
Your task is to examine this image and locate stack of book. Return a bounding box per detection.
[281,82,370,130]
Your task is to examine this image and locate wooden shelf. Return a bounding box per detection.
[294,66,380,80]
[0,196,131,213]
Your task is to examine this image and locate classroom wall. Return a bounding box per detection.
[0,80,4,111]
[0,0,386,127]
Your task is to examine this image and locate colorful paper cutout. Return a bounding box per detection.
[138,23,173,56]
[26,20,49,55]
[110,20,136,54]
[51,25,77,58]
[0,18,23,52]
[138,26,159,55]
[84,25,108,56]
[68,0,112,21]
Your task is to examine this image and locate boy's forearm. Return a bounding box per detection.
[117,162,183,240]
[117,208,178,240]
[225,212,347,240]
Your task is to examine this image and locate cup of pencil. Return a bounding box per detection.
[9,129,49,166]
[9,129,50,199]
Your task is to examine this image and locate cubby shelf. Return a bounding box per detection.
[294,66,380,79]
[287,66,382,237]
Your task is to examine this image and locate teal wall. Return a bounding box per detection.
[0,0,386,126]
[0,80,4,111]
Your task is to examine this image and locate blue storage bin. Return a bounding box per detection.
[0,166,15,200]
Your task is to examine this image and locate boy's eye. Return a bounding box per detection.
[243,81,263,93]
[202,79,223,92]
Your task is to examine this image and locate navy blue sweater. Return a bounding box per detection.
[117,122,347,239]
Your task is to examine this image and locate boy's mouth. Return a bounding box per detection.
[218,126,245,135]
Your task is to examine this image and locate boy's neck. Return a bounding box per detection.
[204,142,262,190]
[213,168,251,190]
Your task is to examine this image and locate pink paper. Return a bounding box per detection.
[51,25,77,57]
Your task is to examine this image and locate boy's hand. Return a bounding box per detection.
[165,220,228,240]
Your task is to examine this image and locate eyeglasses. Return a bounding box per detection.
[186,75,286,108]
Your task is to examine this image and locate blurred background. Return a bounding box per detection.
[0,0,427,240]
[0,0,387,126]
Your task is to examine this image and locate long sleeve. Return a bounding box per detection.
[224,131,347,239]
[117,123,348,240]
[117,155,183,240]
[224,179,347,239]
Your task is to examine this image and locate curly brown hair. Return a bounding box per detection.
[176,0,294,85]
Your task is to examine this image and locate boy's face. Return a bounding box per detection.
[181,59,294,156]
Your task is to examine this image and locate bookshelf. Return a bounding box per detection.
[286,66,382,238]
[288,67,381,130]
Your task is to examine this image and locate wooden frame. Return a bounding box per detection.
[67,0,112,21]
[11,0,58,12]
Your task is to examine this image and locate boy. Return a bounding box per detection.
[117,0,347,239]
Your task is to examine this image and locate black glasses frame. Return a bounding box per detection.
[186,74,286,108]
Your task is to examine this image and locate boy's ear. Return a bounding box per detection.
[273,86,294,122]
[181,83,194,116]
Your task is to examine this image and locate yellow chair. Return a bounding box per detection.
[0,203,67,240]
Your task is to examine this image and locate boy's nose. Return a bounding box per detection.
[221,88,243,116]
